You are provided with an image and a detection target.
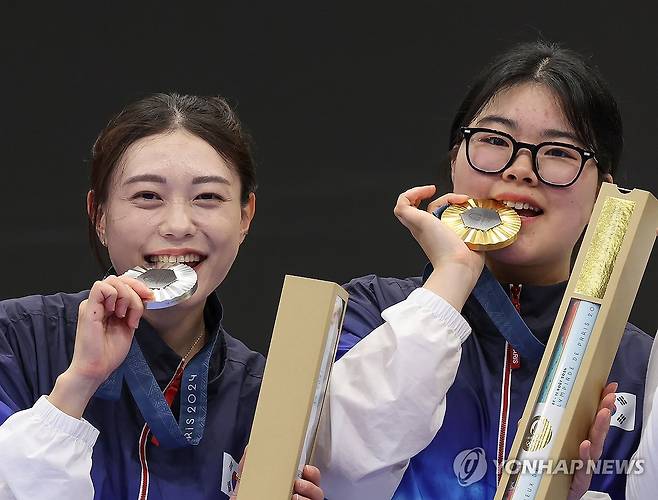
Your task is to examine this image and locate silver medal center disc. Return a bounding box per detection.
[459,207,502,231]
[124,263,198,309]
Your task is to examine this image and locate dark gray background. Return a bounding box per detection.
[1,2,656,354]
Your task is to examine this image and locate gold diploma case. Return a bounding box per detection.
[496,184,658,500]
[237,275,348,499]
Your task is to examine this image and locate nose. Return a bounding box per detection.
[158,202,197,239]
[502,148,539,186]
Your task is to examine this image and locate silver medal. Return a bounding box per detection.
[124,263,198,309]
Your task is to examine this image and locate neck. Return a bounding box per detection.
[485,256,570,286]
[143,302,206,359]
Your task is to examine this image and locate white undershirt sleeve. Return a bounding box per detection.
[0,395,98,500]
[313,287,471,500]
[581,492,611,499]
[625,335,658,500]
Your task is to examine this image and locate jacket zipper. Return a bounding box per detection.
[137,359,186,500]
[496,284,522,483]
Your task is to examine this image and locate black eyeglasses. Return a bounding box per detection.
[460,127,597,187]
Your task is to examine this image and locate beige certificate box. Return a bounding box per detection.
[495,184,658,500]
[237,275,348,500]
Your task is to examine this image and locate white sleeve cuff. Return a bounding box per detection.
[406,287,471,343]
[0,396,98,499]
[582,492,611,500]
[37,396,99,448]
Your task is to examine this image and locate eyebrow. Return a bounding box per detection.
[475,114,516,130]
[474,114,581,143]
[123,174,231,186]
[123,174,166,185]
[192,175,231,185]
[541,128,581,143]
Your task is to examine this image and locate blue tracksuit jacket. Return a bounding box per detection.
[0,290,264,499]
[337,268,652,500]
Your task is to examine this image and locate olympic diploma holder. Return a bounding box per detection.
[237,275,348,500]
[495,183,658,500]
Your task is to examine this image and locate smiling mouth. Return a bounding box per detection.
[499,199,544,218]
[144,254,207,269]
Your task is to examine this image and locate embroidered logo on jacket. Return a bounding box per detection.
[453,447,487,486]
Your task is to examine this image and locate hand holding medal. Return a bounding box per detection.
[394,185,487,310]
[394,186,523,310]
[50,263,198,420]
[91,262,214,450]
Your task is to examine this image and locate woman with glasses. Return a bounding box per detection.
[314,41,652,499]
[0,94,323,500]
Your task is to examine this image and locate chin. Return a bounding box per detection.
[165,292,208,313]
[488,239,538,266]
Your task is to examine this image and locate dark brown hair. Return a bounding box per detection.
[89,93,257,267]
[449,40,623,179]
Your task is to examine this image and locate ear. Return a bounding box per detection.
[87,190,107,245]
[239,192,256,244]
[595,173,614,197]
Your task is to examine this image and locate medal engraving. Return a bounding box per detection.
[137,268,177,289]
[523,415,553,452]
[460,207,502,231]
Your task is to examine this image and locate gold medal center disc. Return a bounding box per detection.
[440,199,521,251]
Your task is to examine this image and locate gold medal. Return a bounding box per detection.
[440,199,521,251]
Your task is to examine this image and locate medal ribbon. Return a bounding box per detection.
[427,205,545,360]
[95,333,217,449]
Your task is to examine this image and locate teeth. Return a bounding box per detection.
[500,200,541,213]
[147,254,203,264]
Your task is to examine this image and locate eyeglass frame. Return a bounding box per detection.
[459,126,597,187]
